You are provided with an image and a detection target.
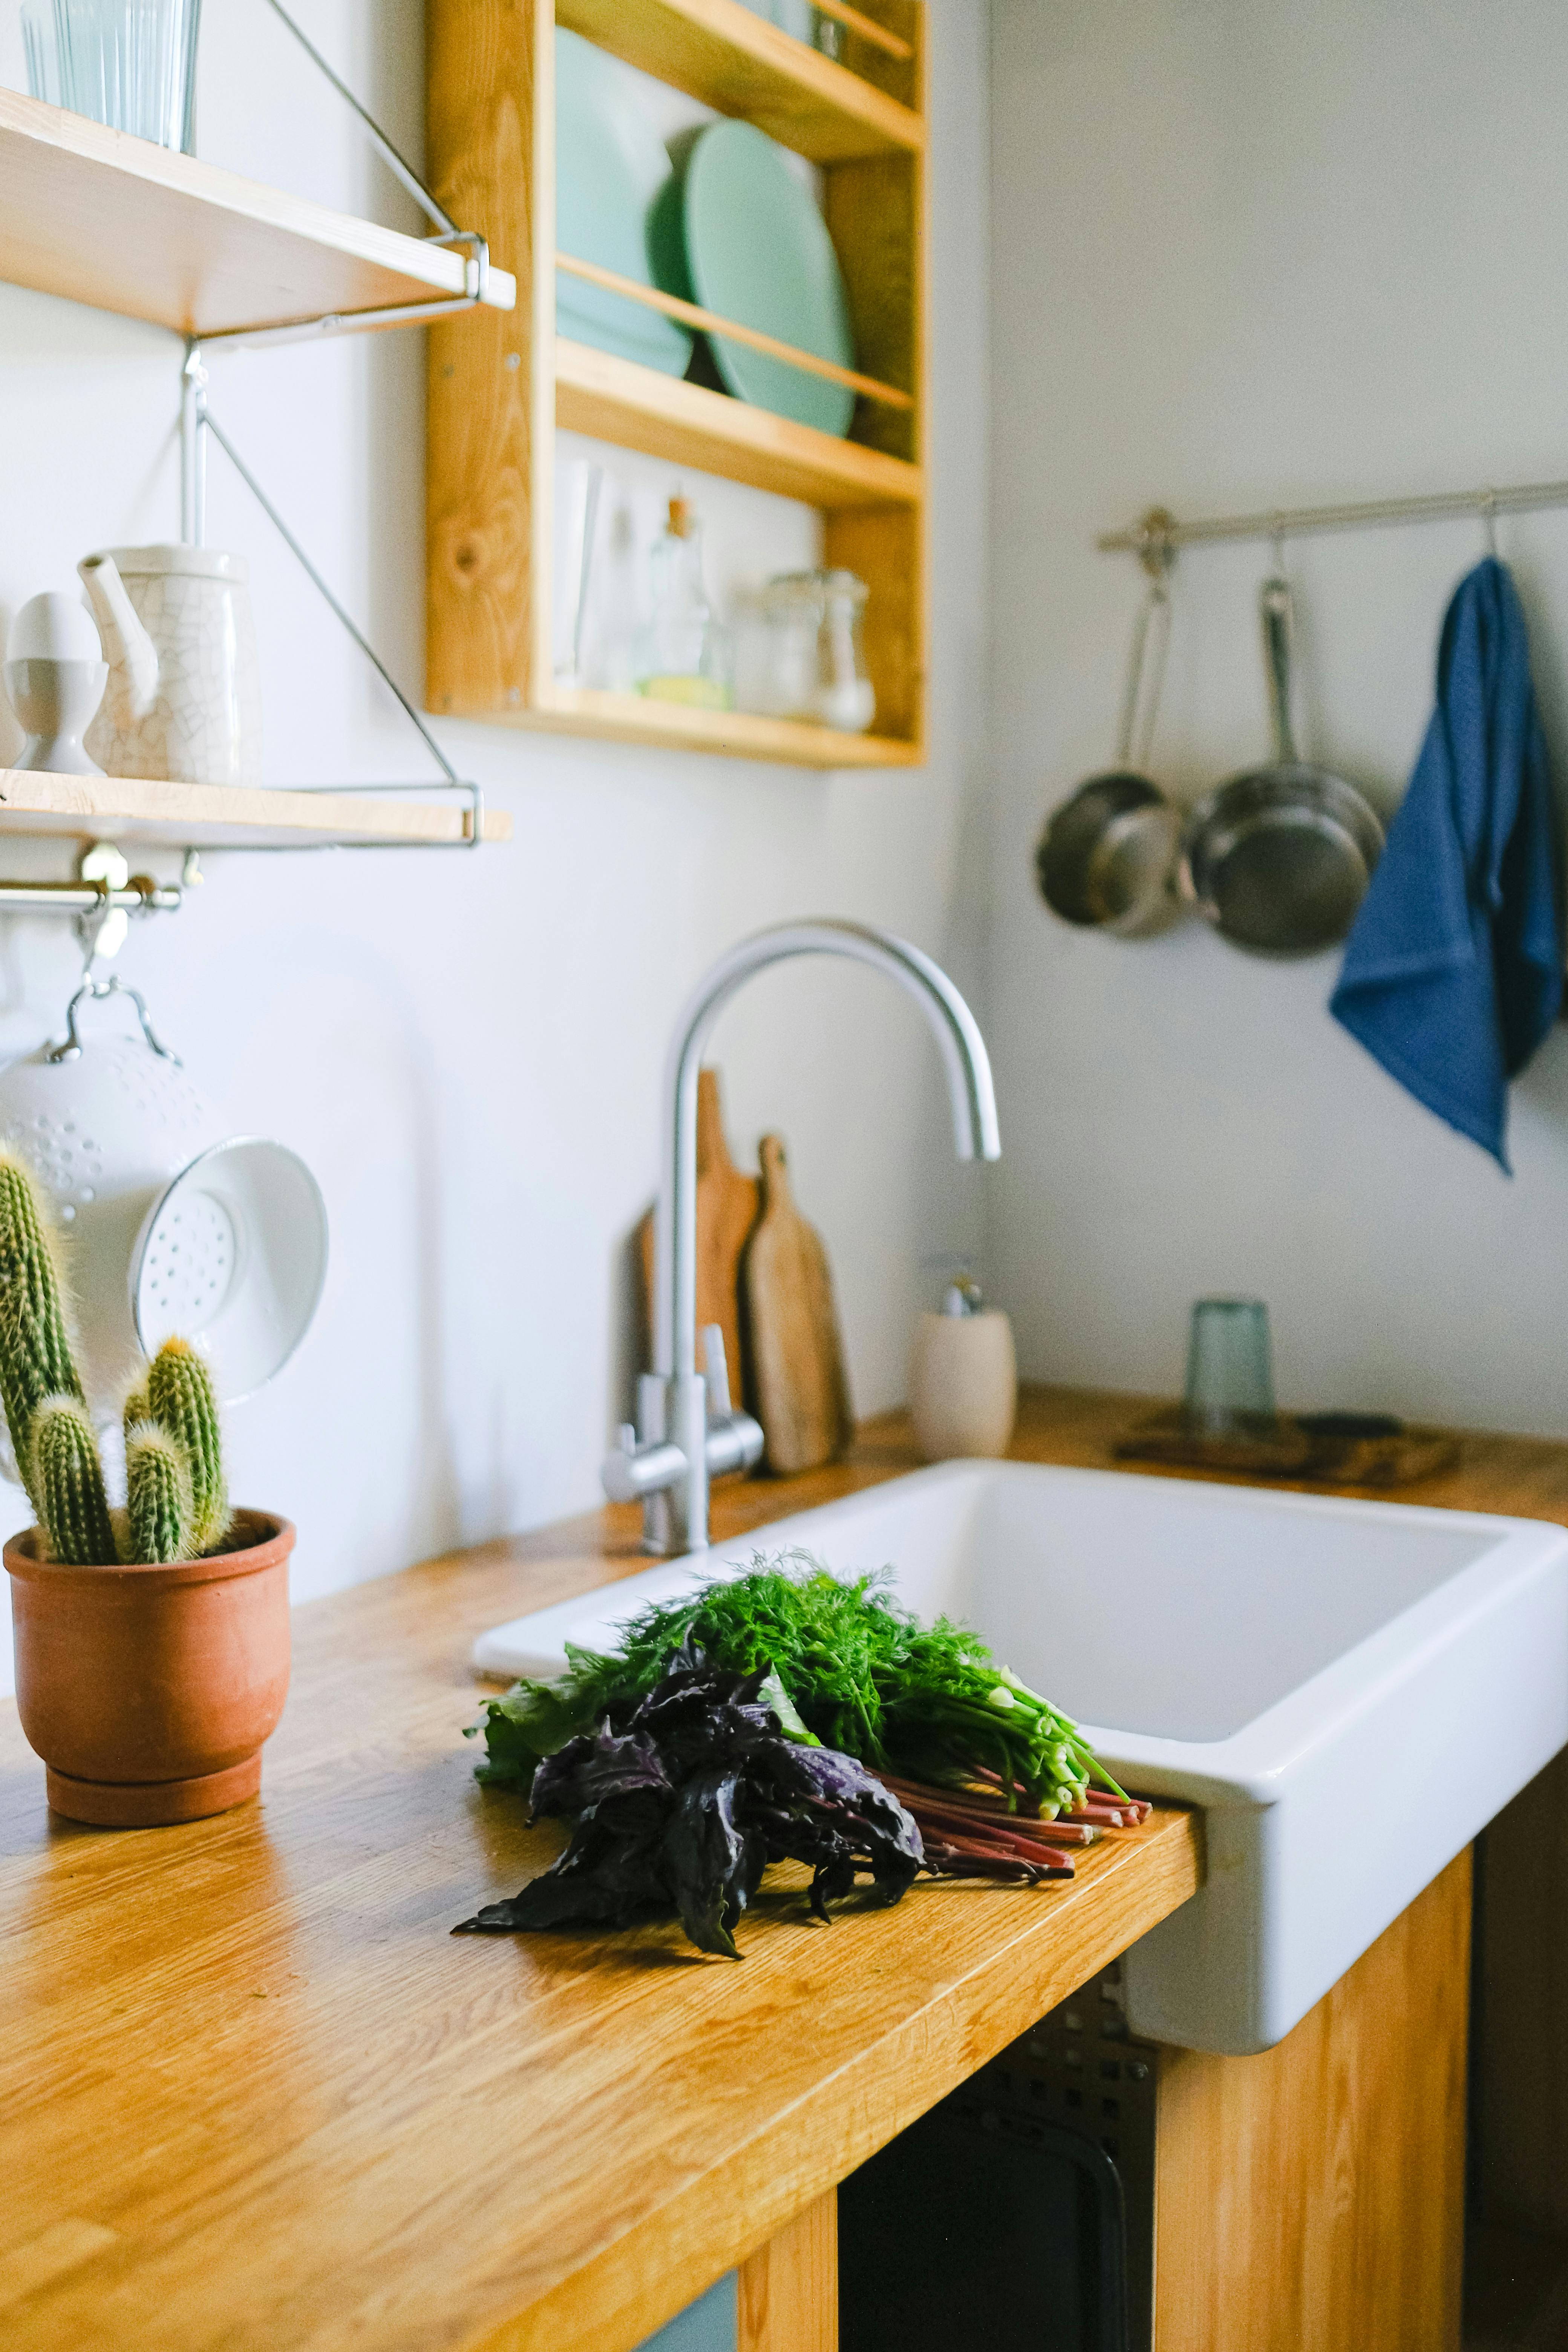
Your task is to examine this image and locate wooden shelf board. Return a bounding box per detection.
[0,771,512,850]
[497,686,921,767]
[556,338,922,510]
[555,0,923,162]
[0,88,516,338]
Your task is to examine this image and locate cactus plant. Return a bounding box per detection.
[0,1155,231,1566]
[147,1337,229,1554]
[0,1156,84,1513]
[126,1420,195,1566]
[32,1395,118,1566]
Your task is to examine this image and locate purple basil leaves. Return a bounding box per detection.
[454,1651,925,1957]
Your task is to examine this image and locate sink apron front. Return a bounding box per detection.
[473,1459,1568,2055]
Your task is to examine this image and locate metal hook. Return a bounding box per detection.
[1482,489,1499,559]
[1134,507,1177,582]
[48,976,182,1067]
[1270,515,1288,578]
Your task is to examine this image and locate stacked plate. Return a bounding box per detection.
[556,29,692,377]
[556,30,859,436]
[680,121,856,436]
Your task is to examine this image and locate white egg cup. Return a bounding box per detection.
[3,591,109,776]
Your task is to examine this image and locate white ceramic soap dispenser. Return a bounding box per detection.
[908,1278,1018,1462]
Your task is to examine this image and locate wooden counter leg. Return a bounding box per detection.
[738,2189,837,2352]
[1152,1849,1471,2352]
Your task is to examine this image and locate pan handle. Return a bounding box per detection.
[1115,576,1171,770]
[1260,576,1298,765]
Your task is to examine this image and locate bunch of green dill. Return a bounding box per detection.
[472,1555,1116,1815]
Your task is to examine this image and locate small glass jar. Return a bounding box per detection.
[759,568,876,733]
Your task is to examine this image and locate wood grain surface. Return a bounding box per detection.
[0,87,514,339]
[554,0,924,163]
[8,1381,1563,2350]
[554,340,923,511]
[743,1135,854,1474]
[737,2191,836,2352]
[0,1391,1201,2352]
[637,1069,760,1388]
[0,770,510,849]
[427,0,549,721]
[1155,1850,1471,2352]
[507,687,923,768]
[424,0,928,765]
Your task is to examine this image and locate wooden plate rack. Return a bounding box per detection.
[426,0,927,771]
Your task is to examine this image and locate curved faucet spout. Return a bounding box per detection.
[603,919,1002,1559]
[657,921,1000,1381]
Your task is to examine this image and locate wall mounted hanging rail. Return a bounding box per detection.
[1099,473,1568,570]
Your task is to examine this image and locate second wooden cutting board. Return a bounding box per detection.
[637,1067,759,1387]
[743,1132,854,1475]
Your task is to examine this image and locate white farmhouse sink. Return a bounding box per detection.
[472,1461,1568,2056]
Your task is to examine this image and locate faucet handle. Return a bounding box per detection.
[701,1325,733,1419]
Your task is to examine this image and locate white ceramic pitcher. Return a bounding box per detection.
[78,545,263,787]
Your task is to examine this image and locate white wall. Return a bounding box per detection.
[0,0,992,1689]
[989,0,1568,1435]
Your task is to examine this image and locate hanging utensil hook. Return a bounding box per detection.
[1482,488,1499,558]
[1134,507,1177,582]
[49,976,182,1067]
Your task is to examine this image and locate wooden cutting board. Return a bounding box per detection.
[743,1132,853,1475]
[637,1067,759,1388]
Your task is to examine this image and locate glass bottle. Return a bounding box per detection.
[637,498,733,710]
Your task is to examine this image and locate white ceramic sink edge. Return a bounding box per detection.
[472,1460,1568,2056]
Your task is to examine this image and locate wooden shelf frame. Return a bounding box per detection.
[0,772,511,851]
[557,0,924,163]
[427,0,928,768]
[501,683,921,769]
[0,87,517,340]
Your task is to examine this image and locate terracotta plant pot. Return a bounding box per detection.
[5,1509,294,1828]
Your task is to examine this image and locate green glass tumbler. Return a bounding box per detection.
[1183,1297,1277,1433]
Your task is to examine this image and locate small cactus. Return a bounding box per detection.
[147,1337,229,1554]
[126,1420,195,1565]
[0,1157,85,1512]
[32,1395,118,1566]
[0,1156,233,1565]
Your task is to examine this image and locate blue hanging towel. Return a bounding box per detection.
[1330,557,1563,1170]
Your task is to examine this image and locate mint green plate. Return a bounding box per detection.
[555,29,692,378]
[680,119,856,436]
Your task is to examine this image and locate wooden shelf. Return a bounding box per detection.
[0,772,512,850]
[427,0,926,768]
[556,338,921,509]
[556,0,923,162]
[0,87,516,338]
[505,684,920,768]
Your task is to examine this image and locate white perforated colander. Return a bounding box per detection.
[0,979,328,1424]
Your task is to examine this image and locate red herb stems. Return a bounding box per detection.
[876,1769,1153,1886]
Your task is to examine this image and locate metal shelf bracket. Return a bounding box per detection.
[196,0,493,350]
[178,348,484,855]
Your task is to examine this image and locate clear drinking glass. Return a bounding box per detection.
[25,0,202,153]
[1182,1298,1277,1432]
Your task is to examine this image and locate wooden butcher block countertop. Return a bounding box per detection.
[14,1380,1557,2352]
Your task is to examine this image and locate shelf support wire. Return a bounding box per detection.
[194,0,492,350]
[181,342,484,851]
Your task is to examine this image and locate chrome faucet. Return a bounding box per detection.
[602,920,1002,1554]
